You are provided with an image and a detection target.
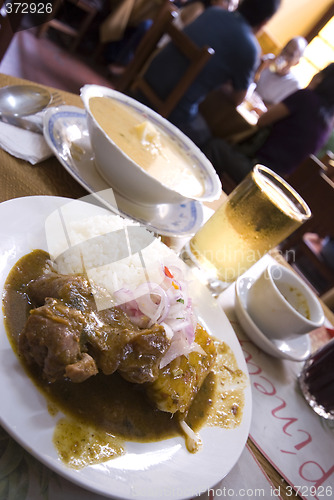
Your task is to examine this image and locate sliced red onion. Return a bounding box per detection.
[113,264,198,357]
[134,283,170,326]
[160,336,205,368]
[160,335,189,368]
[113,287,135,305]
[160,321,174,340]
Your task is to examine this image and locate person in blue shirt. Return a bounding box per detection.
[134,0,281,146]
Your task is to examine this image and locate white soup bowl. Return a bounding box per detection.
[80,84,221,206]
[247,263,324,340]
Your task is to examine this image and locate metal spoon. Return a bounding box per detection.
[0,84,52,133]
[0,84,52,116]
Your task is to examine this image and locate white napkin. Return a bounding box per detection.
[0,116,53,165]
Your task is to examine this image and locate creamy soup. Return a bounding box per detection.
[89,96,205,198]
[276,282,311,319]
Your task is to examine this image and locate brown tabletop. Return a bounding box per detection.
[0,73,87,203]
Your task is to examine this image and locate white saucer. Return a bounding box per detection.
[235,276,311,361]
[43,106,204,237]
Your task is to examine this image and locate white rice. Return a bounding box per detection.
[54,214,185,298]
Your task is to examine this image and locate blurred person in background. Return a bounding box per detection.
[101,0,166,75]
[134,0,281,146]
[176,0,239,27]
[105,0,239,74]
[320,236,334,271]
[158,0,239,48]
[203,62,334,182]
[254,36,308,108]
[303,233,334,272]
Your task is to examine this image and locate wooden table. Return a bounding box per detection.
[1,72,333,500]
[199,88,257,143]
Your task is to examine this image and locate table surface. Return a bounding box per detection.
[1,72,333,500]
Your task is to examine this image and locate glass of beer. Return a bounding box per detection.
[180,164,311,294]
[299,339,334,420]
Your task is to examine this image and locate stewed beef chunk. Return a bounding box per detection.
[20,272,170,384]
[19,298,98,383]
[146,324,217,414]
[27,273,97,311]
[65,353,99,383]
[117,326,170,383]
[78,306,168,383]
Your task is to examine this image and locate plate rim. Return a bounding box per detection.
[0,195,252,500]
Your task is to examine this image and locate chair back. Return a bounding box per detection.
[285,155,334,240]
[115,0,214,118]
[36,0,101,52]
[320,150,334,182]
[280,155,334,295]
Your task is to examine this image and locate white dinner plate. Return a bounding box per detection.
[43,106,204,237]
[0,196,251,500]
[235,276,311,361]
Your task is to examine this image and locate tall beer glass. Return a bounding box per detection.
[181,165,311,294]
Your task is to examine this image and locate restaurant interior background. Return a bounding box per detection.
[1,0,334,95]
[0,0,334,309]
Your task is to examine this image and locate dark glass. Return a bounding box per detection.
[299,339,334,420]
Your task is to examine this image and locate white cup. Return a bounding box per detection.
[247,264,324,340]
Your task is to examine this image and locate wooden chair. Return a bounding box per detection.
[320,150,334,182]
[36,0,102,52]
[115,0,214,118]
[322,286,334,311]
[279,155,334,295]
